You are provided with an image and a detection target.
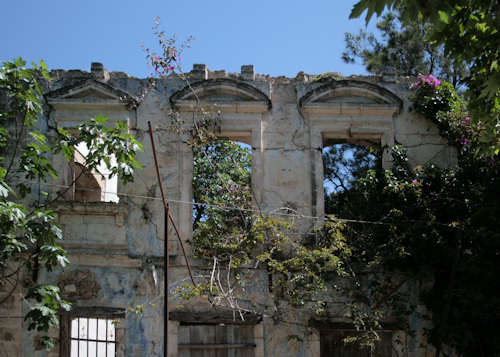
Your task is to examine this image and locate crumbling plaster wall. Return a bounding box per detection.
[10,62,457,357]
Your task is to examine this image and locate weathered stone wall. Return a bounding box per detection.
[3,63,457,357]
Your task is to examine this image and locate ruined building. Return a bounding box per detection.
[0,62,457,356]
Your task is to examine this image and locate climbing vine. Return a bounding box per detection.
[411,74,492,160]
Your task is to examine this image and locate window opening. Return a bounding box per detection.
[70,317,116,357]
[178,324,255,357]
[322,142,379,215]
[68,142,118,202]
[192,139,252,257]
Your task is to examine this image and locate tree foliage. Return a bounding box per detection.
[323,143,379,215]
[328,147,500,356]
[349,0,500,156]
[192,140,253,260]
[342,7,468,86]
[323,75,500,356]
[0,58,143,349]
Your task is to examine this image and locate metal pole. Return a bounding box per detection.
[168,210,196,286]
[164,205,169,357]
[147,121,198,357]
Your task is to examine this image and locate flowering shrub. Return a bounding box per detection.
[412,74,459,121]
[436,109,486,150]
[414,73,441,87]
[411,74,487,153]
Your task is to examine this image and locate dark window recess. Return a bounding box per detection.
[320,329,393,357]
[178,324,255,357]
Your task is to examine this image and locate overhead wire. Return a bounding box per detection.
[19,179,457,228]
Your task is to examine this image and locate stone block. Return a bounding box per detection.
[90,62,110,81]
[241,64,255,80]
[191,64,208,80]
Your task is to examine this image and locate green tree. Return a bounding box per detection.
[350,0,500,156]
[324,76,500,356]
[192,140,252,260]
[0,58,143,349]
[323,143,379,215]
[330,147,500,356]
[342,7,468,87]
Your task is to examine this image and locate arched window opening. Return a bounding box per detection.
[72,162,104,202]
[323,140,380,215]
[192,139,252,257]
[66,142,119,203]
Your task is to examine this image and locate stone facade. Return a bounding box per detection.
[2,63,457,356]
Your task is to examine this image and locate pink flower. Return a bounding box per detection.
[412,179,418,184]
[465,117,470,121]
[415,74,441,88]
[178,57,182,62]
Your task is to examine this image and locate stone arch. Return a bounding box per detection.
[300,80,403,220]
[298,79,403,116]
[169,78,271,110]
[45,78,139,109]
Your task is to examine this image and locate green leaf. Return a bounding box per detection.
[93,114,108,125]
[350,0,370,20]
[0,181,12,197]
[438,10,449,24]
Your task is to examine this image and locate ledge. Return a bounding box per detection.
[48,100,129,111]
[171,310,262,325]
[303,103,400,116]
[67,254,142,269]
[174,100,269,113]
[50,200,128,227]
[59,306,126,318]
[178,343,256,350]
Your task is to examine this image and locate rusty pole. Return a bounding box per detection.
[167,210,196,286]
[164,205,169,357]
[148,122,199,357]
[146,122,197,286]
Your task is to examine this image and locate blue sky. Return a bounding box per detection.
[1,0,376,78]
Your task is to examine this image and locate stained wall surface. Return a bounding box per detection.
[3,63,457,357]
